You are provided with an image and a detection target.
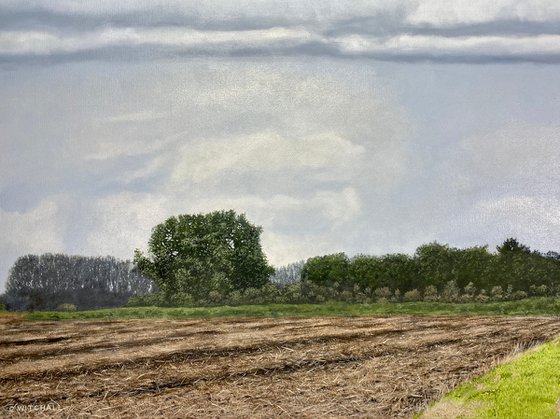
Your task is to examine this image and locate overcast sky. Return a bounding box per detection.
[2,1,560,291]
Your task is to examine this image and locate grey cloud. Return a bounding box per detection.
[2,1,560,64]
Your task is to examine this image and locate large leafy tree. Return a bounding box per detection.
[134,210,274,298]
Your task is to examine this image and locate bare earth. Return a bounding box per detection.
[1,315,559,418]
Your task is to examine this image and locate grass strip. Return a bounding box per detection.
[422,339,560,419]
[22,298,560,321]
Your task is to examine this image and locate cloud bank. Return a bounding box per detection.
[2,1,560,63]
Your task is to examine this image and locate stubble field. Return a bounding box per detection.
[1,314,560,418]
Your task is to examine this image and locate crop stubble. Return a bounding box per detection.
[1,315,559,418]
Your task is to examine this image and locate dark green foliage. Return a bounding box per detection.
[301,238,560,299]
[347,255,383,289]
[379,253,417,292]
[497,237,531,255]
[415,242,455,290]
[134,210,274,299]
[301,253,349,286]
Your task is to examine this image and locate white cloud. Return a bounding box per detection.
[407,0,560,26]
[171,130,365,183]
[335,34,560,58]
[0,198,65,289]
[191,187,362,226]
[0,27,319,56]
[178,188,362,265]
[0,29,136,55]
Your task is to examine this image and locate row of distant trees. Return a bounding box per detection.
[2,207,560,310]
[129,238,560,307]
[301,238,560,298]
[2,254,156,311]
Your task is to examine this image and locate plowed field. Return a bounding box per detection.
[1,315,559,418]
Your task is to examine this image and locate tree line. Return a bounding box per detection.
[301,238,560,301]
[129,238,560,307]
[2,254,156,311]
[3,207,559,310]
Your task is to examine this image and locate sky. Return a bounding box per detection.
[1,1,560,291]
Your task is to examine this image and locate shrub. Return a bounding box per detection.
[283,283,304,304]
[206,290,224,305]
[261,283,281,299]
[529,284,548,296]
[475,289,490,303]
[463,282,477,297]
[460,282,478,301]
[127,292,167,307]
[512,290,528,300]
[340,290,355,303]
[403,289,422,302]
[504,284,514,300]
[374,287,391,301]
[458,293,474,303]
[441,280,460,302]
[227,290,244,305]
[423,285,439,302]
[241,287,264,305]
[169,292,194,307]
[490,285,504,301]
[354,291,371,304]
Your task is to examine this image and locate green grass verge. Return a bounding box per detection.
[22,297,560,321]
[421,339,560,419]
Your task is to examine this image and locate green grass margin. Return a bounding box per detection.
[420,338,560,419]
[22,297,560,321]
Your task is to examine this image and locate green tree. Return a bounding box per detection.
[497,238,531,255]
[301,253,350,286]
[414,242,455,290]
[134,210,273,299]
[348,255,383,290]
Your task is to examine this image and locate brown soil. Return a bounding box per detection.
[1,315,559,418]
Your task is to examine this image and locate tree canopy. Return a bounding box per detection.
[301,239,560,297]
[134,210,274,299]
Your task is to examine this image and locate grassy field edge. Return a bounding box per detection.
[420,338,560,419]
[21,297,560,321]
